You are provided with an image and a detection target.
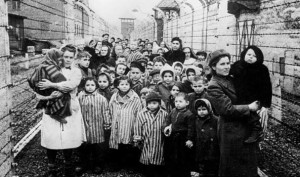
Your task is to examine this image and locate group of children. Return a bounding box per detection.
[72,44,220,177]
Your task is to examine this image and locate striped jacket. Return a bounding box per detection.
[134,107,168,165]
[109,90,143,149]
[78,91,111,144]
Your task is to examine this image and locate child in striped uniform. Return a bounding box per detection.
[109,75,143,169]
[134,91,168,177]
[76,77,111,175]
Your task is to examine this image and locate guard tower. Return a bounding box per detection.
[119,18,135,40]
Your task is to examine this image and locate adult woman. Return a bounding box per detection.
[107,44,124,66]
[183,47,197,67]
[38,44,86,176]
[89,45,111,76]
[206,49,260,177]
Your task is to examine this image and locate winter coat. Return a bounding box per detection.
[193,99,219,163]
[97,88,113,102]
[109,90,143,149]
[207,74,258,177]
[163,49,185,66]
[230,46,272,108]
[132,81,144,96]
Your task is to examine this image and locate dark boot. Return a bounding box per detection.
[244,113,264,144]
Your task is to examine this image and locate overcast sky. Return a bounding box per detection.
[89,0,161,29]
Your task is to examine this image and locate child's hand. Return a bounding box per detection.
[185,140,193,148]
[164,125,172,137]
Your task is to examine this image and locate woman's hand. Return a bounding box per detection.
[258,107,269,132]
[50,91,63,99]
[38,79,53,90]
[248,101,260,112]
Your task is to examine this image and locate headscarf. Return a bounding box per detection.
[44,48,63,68]
[194,98,213,115]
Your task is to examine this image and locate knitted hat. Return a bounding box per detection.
[194,98,213,115]
[149,69,160,76]
[130,61,145,73]
[160,64,174,78]
[207,49,231,67]
[146,91,162,104]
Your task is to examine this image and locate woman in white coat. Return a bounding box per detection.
[37,44,86,177]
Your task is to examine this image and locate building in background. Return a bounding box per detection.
[7,0,120,54]
[120,18,135,40]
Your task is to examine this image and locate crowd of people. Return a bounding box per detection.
[29,33,272,177]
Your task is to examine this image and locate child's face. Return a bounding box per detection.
[130,67,142,81]
[183,48,191,58]
[170,85,180,97]
[98,75,109,90]
[117,80,130,92]
[154,62,163,70]
[163,72,173,84]
[147,101,160,112]
[85,80,97,93]
[187,71,195,81]
[158,49,164,56]
[146,65,153,73]
[142,51,149,56]
[174,66,182,75]
[116,65,126,75]
[244,48,257,64]
[116,57,126,65]
[153,73,160,82]
[197,106,209,118]
[78,57,90,68]
[192,80,205,94]
[175,96,189,110]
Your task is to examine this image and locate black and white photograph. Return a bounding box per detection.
[0,0,299,177]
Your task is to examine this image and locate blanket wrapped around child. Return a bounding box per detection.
[28,48,71,121]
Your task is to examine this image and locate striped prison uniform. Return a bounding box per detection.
[78,91,111,144]
[134,107,168,165]
[109,90,143,149]
[127,51,143,65]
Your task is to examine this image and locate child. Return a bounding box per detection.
[115,55,127,65]
[97,72,113,102]
[172,61,184,81]
[76,50,93,78]
[77,77,111,175]
[109,75,143,168]
[194,99,219,177]
[133,91,168,177]
[188,76,208,114]
[182,66,197,93]
[115,63,128,76]
[153,56,166,70]
[230,45,272,143]
[130,61,145,96]
[164,92,195,177]
[148,69,161,85]
[146,61,154,74]
[155,64,175,106]
[140,87,151,108]
[96,64,109,77]
[107,70,116,85]
[166,82,184,113]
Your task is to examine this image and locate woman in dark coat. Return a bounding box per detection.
[206,49,261,177]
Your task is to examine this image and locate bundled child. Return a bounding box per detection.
[130,61,145,96]
[194,99,219,177]
[172,61,184,81]
[109,75,143,169]
[230,45,272,143]
[77,77,111,175]
[155,64,175,107]
[133,91,168,177]
[163,92,195,177]
[188,76,209,114]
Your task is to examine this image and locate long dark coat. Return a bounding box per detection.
[163,49,185,66]
[207,75,258,177]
